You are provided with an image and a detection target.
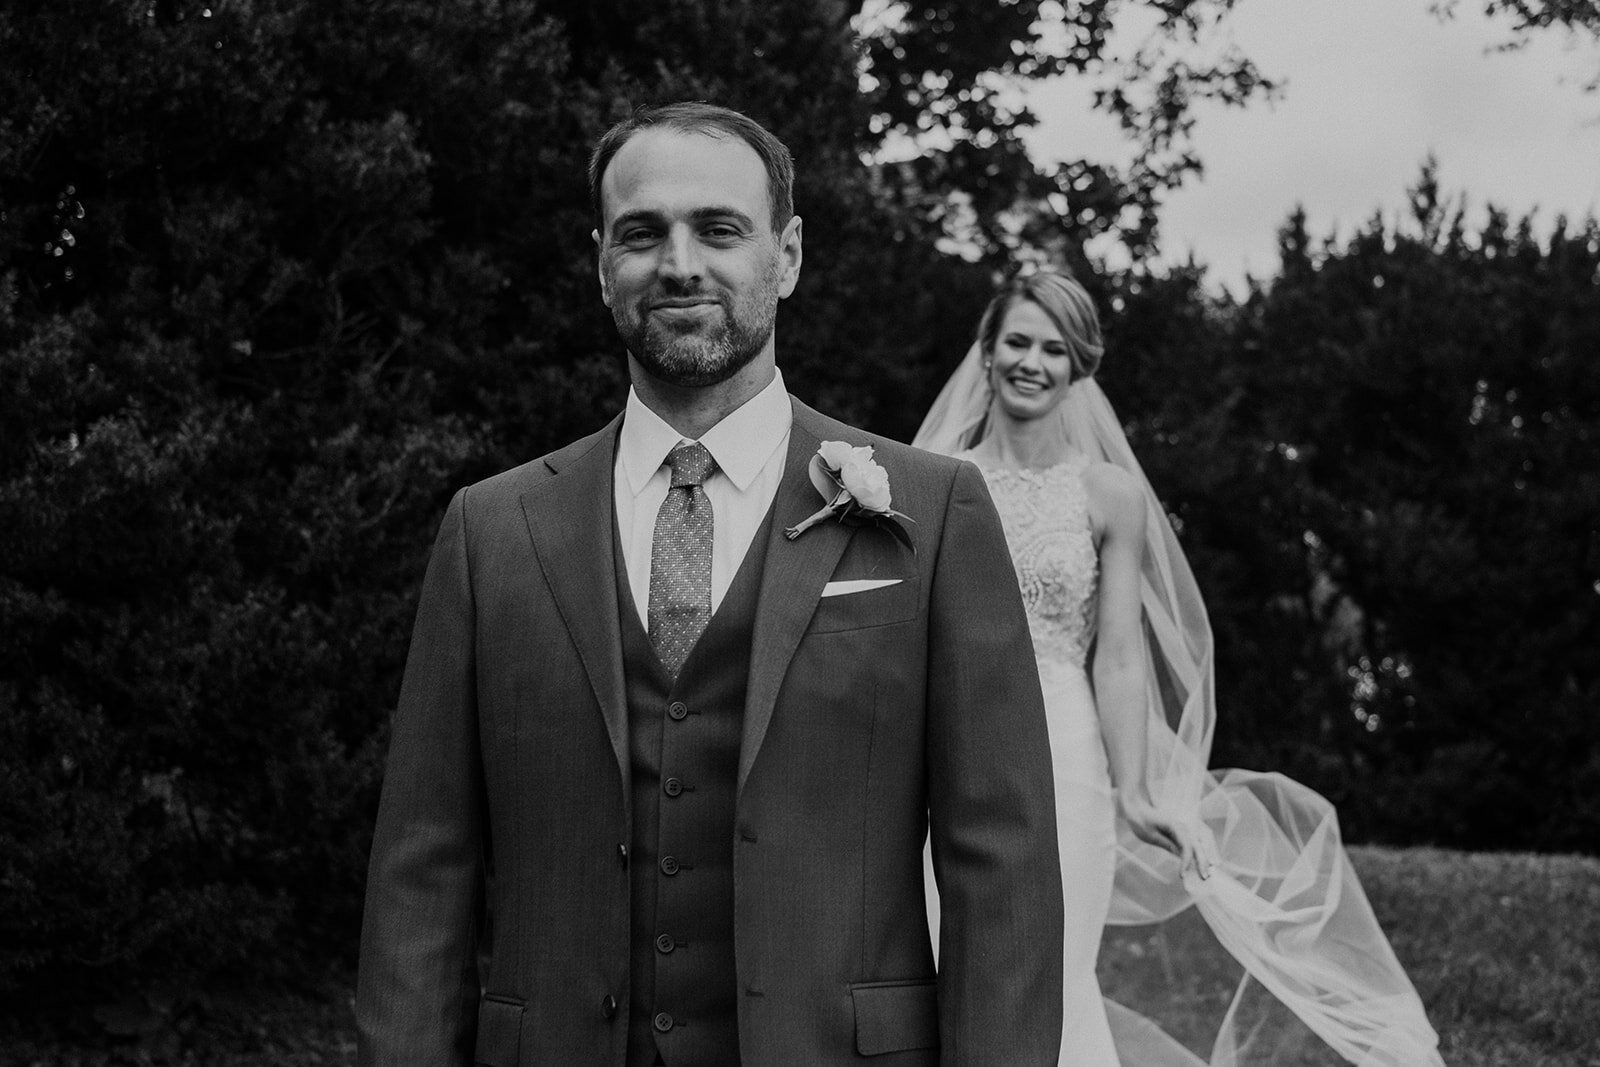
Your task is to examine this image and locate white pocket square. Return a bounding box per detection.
[820,578,904,598]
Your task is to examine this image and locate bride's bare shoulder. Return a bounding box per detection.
[1082,460,1146,533]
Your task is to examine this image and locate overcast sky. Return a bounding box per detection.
[1023,0,1600,294]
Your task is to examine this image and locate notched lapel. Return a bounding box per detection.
[740,412,855,795]
[519,418,630,794]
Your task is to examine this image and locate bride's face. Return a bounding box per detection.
[988,299,1074,421]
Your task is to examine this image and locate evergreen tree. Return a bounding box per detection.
[1216,169,1600,849]
[0,0,982,990]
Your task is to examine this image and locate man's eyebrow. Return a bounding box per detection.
[687,206,756,227]
[607,208,662,234]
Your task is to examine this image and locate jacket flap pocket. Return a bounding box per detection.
[474,994,524,1067]
[851,979,938,1056]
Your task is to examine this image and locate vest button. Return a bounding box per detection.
[667,701,688,721]
[617,843,628,869]
[660,855,680,876]
[663,777,684,797]
[654,932,675,954]
[600,993,617,1019]
[653,1011,675,1033]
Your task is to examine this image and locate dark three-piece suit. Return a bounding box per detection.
[356,397,1065,1065]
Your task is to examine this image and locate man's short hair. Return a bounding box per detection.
[588,102,795,234]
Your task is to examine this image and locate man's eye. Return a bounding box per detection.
[703,225,741,240]
[619,228,659,244]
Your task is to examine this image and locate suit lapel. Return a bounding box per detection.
[739,402,854,795]
[520,415,631,795]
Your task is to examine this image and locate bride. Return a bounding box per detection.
[914,268,1446,1066]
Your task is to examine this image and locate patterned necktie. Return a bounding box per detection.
[648,441,718,678]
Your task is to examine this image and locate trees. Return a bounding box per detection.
[0,0,982,991]
[853,0,1280,264]
[1465,0,1600,36]
[1036,164,1600,857]
[4,0,1594,1005]
[1,0,534,990]
[1436,0,1600,88]
[1190,170,1600,850]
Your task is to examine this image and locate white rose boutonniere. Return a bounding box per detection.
[784,441,915,552]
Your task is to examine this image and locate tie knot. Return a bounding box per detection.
[666,442,717,489]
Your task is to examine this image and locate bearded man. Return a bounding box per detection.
[355,101,1065,1067]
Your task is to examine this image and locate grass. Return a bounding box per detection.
[7,847,1597,1065]
[1354,848,1600,1067]
[1099,847,1600,1067]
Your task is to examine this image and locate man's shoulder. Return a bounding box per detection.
[790,397,967,482]
[458,416,620,505]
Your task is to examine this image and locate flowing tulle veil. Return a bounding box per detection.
[914,343,1445,1067]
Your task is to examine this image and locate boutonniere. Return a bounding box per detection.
[784,440,916,552]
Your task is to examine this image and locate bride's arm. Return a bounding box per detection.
[1086,463,1204,874]
[1086,463,1151,795]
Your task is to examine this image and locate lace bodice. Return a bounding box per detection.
[970,452,1099,670]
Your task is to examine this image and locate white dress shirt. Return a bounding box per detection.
[613,369,793,627]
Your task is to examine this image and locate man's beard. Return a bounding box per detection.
[612,269,780,388]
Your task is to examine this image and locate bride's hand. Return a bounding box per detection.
[1117,793,1217,881]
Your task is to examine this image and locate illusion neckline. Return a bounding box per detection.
[962,450,1088,479]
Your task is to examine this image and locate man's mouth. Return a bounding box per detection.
[650,296,721,311]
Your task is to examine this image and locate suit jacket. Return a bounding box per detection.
[356,397,1065,1065]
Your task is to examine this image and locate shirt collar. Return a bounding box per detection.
[618,368,792,496]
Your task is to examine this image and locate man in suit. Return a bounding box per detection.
[356,101,1064,1066]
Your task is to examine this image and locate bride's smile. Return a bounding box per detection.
[989,299,1077,420]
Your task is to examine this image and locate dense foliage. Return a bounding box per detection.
[2,0,1595,1008]
[0,0,993,997]
[1107,172,1600,850]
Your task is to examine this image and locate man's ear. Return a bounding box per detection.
[776,215,803,300]
[592,228,611,308]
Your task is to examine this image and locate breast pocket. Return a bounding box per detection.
[807,577,920,634]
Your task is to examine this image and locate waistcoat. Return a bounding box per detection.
[617,509,773,1066]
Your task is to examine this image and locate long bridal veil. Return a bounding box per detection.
[914,343,1444,1067]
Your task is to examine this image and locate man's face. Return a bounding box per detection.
[594,129,802,388]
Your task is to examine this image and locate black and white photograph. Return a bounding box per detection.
[3,1,1597,1064]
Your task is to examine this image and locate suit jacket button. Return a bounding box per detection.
[659,855,680,876]
[600,994,617,1019]
[667,701,688,721]
[654,933,676,954]
[617,843,628,869]
[663,777,684,797]
[653,1011,674,1033]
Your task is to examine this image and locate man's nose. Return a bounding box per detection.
[657,227,703,285]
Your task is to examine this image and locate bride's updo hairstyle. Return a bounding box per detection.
[975,269,1106,384]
